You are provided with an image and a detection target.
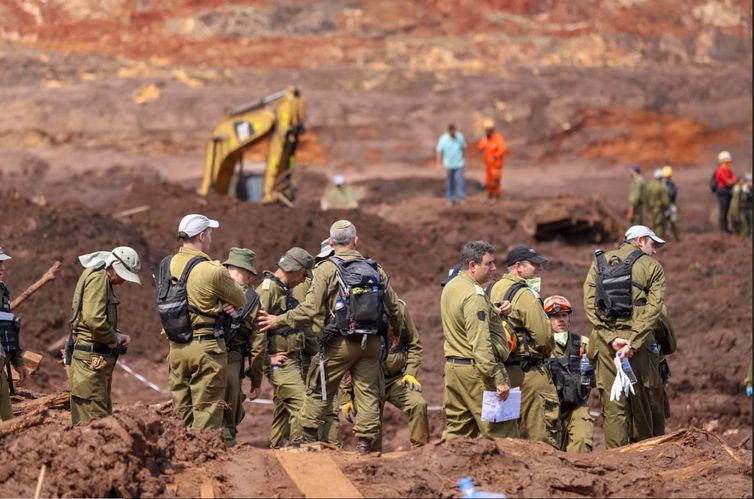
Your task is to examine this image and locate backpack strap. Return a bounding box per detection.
[238,287,260,322]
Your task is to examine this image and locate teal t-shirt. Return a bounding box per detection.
[436,132,466,169]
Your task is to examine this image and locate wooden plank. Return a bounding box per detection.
[275,450,363,498]
[200,479,215,499]
[11,350,44,380]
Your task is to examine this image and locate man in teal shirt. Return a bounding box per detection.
[436,124,467,206]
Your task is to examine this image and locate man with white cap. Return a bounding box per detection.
[68,246,141,424]
[0,247,28,420]
[582,224,667,448]
[161,214,246,432]
[714,150,738,233]
[258,220,404,453]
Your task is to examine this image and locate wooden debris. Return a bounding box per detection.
[11,350,44,380]
[10,261,62,310]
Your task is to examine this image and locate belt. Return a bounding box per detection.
[193,334,220,342]
[74,344,118,356]
[446,357,474,365]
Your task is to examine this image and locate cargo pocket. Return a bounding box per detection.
[539,391,562,448]
[70,351,107,401]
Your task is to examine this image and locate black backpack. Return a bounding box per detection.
[156,255,207,343]
[330,256,385,335]
[225,287,260,344]
[710,169,718,193]
[594,249,647,320]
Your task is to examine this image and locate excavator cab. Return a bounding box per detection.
[198,87,305,205]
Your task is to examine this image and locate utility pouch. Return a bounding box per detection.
[0,317,20,354]
[349,290,382,330]
[64,337,75,366]
[658,358,671,382]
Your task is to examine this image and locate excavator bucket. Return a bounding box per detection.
[198,88,305,205]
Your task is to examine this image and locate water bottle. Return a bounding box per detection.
[579,354,592,386]
[335,297,345,311]
[650,342,660,355]
[458,477,507,498]
[619,355,638,384]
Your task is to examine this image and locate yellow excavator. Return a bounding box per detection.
[198,87,305,205]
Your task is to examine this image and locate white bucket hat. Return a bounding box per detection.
[78,246,142,285]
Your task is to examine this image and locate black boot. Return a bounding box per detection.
[356,437,373,454]
[301,427,319,444]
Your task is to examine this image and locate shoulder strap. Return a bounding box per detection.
[594,249,607,274]
[484,279,497,297]
[179,256,209,284]
[238,287,260,321]
[158,255,173,300]
[571,334,581,355]
[503,281,527,303]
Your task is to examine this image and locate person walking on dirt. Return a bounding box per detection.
[729,173,752,237]
[220,247,262,447]
[490,246,559,447]
[258,220,403,453]
[542,295,595,453]
[256,247,314,448]
[0,247,29,421]
[582,225,667,448]
[68,246,141,424]
[626,165,646,225]
[477,119,507,201]
[163,214,246,432]
[440,241,513,440]
[645,169,670,239]
[436,124,467,206]
[661,166,682,241]
[340,299,429,449]
[714,151,738,233]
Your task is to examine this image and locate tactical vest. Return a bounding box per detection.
[0,282,20,354]
[546,334,591,411]
[264,275,304,354]
[594,249,647,321]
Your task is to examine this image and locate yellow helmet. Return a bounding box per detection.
[661,165,672,178]
[482,118,495,130]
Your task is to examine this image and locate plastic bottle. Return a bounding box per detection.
[650,342,660,355]
[458,477,507,498]
[335,297,344,311]
[619,355,638,384]
[579,353,592,386]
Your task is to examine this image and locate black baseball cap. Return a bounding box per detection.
[506,245,547,266]
[440,263,462,287]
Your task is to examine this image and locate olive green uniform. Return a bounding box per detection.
[583,242,666,448]
[645,179,670,239]
[68,267,121,424]
[1,283,24,421]
[652,304,677,435]
[551,334,594,453]
[441,272,513,440]
[628,173,646,225]
[490,275,559,447]
[342,302,430,449]
[168,247,246,431]
[222,285,260,447]
[276,249,403,445]
[729,182,752,237]
[257,272,308,448]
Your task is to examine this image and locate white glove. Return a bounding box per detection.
[610,353,636,401]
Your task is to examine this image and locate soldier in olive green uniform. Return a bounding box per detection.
[651,304,677,436]
[583,225,667,448]
[167,214,246,431]
[68,247,142,424]
[729,174,752,237]
[627,165,646,225]
[543,295,594,453]
[221,248,261,447]
[441,241,514,440]
[645,170,670,239]
[257,247,314,448]
[341,300,429,449]
[0,248,29,421]
[490,245,558,447]
[259,220,403,453]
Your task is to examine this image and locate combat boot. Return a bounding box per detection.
[356,437,373,454]
[301,427,319,444]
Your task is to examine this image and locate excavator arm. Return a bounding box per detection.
[198,87,305,204]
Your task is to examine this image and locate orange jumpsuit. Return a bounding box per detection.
[478,132,507,198]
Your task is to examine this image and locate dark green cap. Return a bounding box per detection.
[278,247,314,278]
[223,247,258,275]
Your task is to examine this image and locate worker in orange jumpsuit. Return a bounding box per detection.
[478,119,507,201]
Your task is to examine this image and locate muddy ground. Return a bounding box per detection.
[0,0,752,497]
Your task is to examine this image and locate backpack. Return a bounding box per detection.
[156,255,208,343]
[594,249,647,320]
[330,256,385,335]
[710,169,718,194]
[501,282,531,356]
[225,287,260,344]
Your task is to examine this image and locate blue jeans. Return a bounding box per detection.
[446,167,466,202]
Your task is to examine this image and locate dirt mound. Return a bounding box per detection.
[0,389,224,498]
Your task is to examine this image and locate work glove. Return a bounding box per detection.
[399,374,422,392]
[341,401,355,423]
[746,386,752,398]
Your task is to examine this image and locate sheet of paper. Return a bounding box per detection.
[481,388,521,423]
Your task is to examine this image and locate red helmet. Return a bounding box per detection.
[543,295,572,316]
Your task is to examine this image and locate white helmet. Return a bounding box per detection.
[718,151,732,164]
[111,246,141,285]
[653,168,663,179]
